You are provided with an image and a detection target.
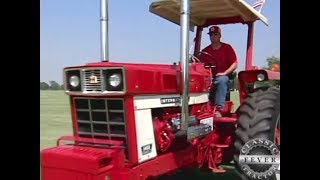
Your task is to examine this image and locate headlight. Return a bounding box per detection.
[104,68,124,91]
[65,70,81,92]
[69,75,80,87]
[257,73,265,81]
[108,74,121,87]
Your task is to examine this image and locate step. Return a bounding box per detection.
[214,117,237,123]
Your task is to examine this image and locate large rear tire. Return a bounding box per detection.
[233,87,280,180]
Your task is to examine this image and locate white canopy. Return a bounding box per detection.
[149,0,268,28]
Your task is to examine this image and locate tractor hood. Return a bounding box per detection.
[63,61,211,96]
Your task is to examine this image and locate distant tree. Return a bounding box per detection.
[40,82,50,90]
[264,56,280,71]
[262,56,280,87]
[49,81,61,90]
[60,84,64,90]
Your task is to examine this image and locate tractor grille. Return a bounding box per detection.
[65,68,125,93]
[82,69,104,92]
[74,98,128,155]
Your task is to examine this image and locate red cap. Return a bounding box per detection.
[208,26,221,35]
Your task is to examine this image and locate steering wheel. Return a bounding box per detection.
[190,51,217,67]
[189,53,201,63]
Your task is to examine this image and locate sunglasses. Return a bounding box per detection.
[210,33,220,36]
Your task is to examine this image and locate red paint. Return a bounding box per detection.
[265,70,280,80]
[41,2,280,179]
[153,116,175,152]
[57,136,124,147]
[238,70,264,103]
[246,22,254,70]
[41,145,125,180]
[41,138,197,180]
[65,62,211,95]
[110,146,197,180]
[238,69,280,103]
[196,113,236,173]
[123,96,139,165]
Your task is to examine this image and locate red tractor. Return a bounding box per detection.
[40,0,280,180]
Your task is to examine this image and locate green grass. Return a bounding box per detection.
[40,90,72,150]
[230,90,240,112]
[40,90,240,179]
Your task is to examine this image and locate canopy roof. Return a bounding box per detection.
[149,0,268,29]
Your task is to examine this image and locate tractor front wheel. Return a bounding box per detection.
[233,87,280,180]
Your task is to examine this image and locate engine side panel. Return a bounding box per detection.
[134,109,158,163]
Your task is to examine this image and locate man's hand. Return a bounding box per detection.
[216,72,226,76]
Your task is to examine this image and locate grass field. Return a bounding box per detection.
[40,90,240,179]
[40,91,72,150]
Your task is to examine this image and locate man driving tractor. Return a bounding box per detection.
[199,26,238,118]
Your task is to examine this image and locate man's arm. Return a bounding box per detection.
[217,44,238,76]
[223,62,237,75]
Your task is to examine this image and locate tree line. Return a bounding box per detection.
[40,81,64,90]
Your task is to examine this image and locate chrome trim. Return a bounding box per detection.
[180,0,190,131]
[100,0,109,61]
[64,67,126,95]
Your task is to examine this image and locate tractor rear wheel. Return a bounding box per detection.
[233,87,280,180]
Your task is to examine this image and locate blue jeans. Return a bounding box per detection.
[213,75,229,108]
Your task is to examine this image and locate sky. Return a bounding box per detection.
[40,0,280,84]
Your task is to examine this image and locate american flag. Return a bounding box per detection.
[252,0,266,9]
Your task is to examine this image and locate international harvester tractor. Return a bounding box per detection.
[40,0,280,179]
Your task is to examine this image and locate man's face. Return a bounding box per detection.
[210,32,221,43]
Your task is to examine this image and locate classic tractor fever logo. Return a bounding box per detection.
[239,138,280,179]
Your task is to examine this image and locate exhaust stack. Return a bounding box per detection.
[100,0,109,61]
[180,0,190,132]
